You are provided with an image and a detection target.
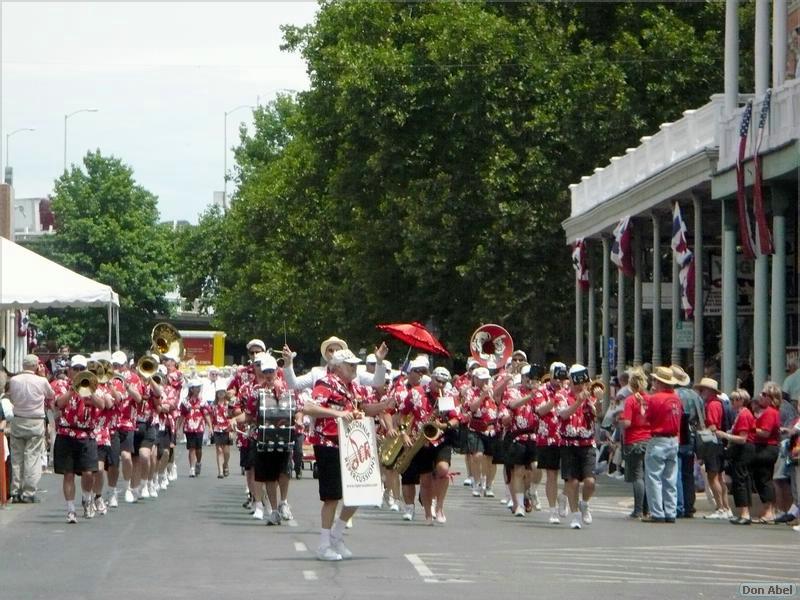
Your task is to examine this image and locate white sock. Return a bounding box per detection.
[405,503,414,512]
[66,500,75,512]
[571,511,581,521]
[254,501,264,510]
[515,493,524,507]
[319,528,331,548]
[789,504,799,517]
[531,484,539,496]
[331,518,347,540]
[82,493,92,503]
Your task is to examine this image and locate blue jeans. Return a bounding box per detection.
[645,437,679,519]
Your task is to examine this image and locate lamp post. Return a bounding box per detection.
[63,108,99,172]
[6,128,35,171]
[223,105,253,210]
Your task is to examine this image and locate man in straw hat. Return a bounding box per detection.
[694,376,732,520]
[671,365,705,518]
[282,336,389,390]
[641,366,683,523]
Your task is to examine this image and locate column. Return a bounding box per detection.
[721,198,738,392]
[755,0,770,99]
[773,0,787,89]
[725,0,740,115]
[671,238,681,365]
[633,224,643,367]
[753,252,769,394]
[601,237,611,410]
[692,193,705,382]
[771,187,789,382]
[651,213,662,367]
[588,269,597,378]
[617,268,626,377]
[575,278,584,365]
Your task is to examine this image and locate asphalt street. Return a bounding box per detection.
[1,449,797,600]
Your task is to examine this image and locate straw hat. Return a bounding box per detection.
[694,377,720,394]
[651,366,678,386]
[670,365,691,387]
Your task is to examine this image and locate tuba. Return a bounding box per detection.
[151,322,184,360]
[470,324,514,369]
[72,370,98,398]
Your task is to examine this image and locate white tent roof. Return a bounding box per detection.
[0,236,120,308]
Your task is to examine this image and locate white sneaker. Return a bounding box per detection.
[506,499,514,509]
[792,524,800,533]
[140,484,150,500]
[402,506,414,521]
[149,481,158,498]
[724,509,734,519]
[557,493,568,518]
[266,510,281,526]
[317,545,342,561]
[82,499,96,519]
[66,510,77,524]
[484,487,495,498]
[94,497,108,516]
[435,512,447,524]
[389,501,400,512]
[471,486,481,497]
[168,463,178,481]
[569,512,582,529]
[107,491,119,508]
[579,500,593,524]
[331,537,352,559]
[189,466,196,478]
[532,491,542,511]
[159,475,169,490]
[124,488,136,504]
[462,477,473,487]
[431,498,437,514]
[279,501,293,521]
[549,512,561,524]
[704,509,725,520]
[345,517,353,529]
[252,504,264,520]
[514,506,526,517]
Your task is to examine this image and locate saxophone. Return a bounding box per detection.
[393,411,443,475]
[379,412,413,468]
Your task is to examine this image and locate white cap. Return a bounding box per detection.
[413,355,430,369]
[70,354,88,368]
[365,353,377,364]
[188,378,203,388]
[549,361,568,380]
[512,350,528,361]
[163,353,180,363]
[408,357,429,371]
[215,382,228,393]
[246,338,266,351]
[568,364,590,384]
[466,358,479,370]
[329,349,362,365]
[90,351,111,361]
[521,364,532,377]
[432,366,451,382]
[111,351,127,365]
[256,354,278,372]
[157,365,168,375]
[473,367,491,380]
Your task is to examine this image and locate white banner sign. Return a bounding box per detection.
[337,417,383,507]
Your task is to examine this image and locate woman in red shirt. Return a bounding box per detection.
[715,389,756,524]
[618,368,651,519]
[747,382,782,522]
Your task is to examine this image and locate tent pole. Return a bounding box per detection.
[115,305,120,350]
[107,302,112,353]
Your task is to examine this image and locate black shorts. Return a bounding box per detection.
[493,434,510,465]
[99,434,120,470]
[506,440,537,467]
[156,428,172,459]
[314,445,343,501]
[560,445,596,482]
[118,429,135,454]
[254,449,290,483]
[537,445,561,471]
[240,444,253,469]
[213,431,232,446]
[699,441,724,474]
[465,430,496,456]
[401,443,453,486]
[185,431,204,450]
[133,423,157,456]
[53,435,98,475]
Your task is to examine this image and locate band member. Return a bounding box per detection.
[536,362,569,523]
[557,364,598,529]
[181,379,210,477]
[53,355,103,523]
[503,364,542,517]
[304,349,395,561]
[227,339,265,396]
[454,358,479,487]
[210,384,233,478]
[131,367,162,500]
[108,351,141,506]
[283,337,389,390]
[89,362,116,515]
[462,367,498,497]
[159,354,183,486]
[424,366,460,523]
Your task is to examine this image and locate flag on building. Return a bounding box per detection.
[571,238,590,291]
[671,202,695,319]
[735,101,756,259]
[610,217,634,276]
[752,89,774,256]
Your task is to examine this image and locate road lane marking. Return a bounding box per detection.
[405,554,434,577]
[294,542,307,552]
[303,570,318,581]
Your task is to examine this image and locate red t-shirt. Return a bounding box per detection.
[732,407,755,437]
[704,396,724,429]
[749,405,780,445]
[621,394,652,444]
[645,391,683,436]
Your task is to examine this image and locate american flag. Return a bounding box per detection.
[671,202,695,319]
[610,217,634,277]
[679,258,695,320]
[735,101,756,259]
[752,89,774,256]
[571,238,590,291]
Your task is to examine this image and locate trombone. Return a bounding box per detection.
[72,370,98,398]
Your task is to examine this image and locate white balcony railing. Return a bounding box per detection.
[717,78,800,171]
[569,94,725,219]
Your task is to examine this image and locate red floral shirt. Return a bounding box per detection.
[180,396,209,433]
[535,382,565,447]
[462,387,498,434]
[309,372,369,448]
[57,392,96,439]
[210,402,232,433]
[557,390,597,447]
[506,386,540,443]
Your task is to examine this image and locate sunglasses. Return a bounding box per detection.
[411,368,427,374]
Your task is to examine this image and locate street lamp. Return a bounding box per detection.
[63,108,99,172]
[223,104,253,210]
[5,128,35,170]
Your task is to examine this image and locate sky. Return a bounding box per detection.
[1,1,318,223]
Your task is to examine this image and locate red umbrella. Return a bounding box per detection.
[376,322,449,357]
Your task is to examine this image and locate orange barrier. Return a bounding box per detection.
[0,431,7,506]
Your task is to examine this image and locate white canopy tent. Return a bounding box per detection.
[0,236,121,371]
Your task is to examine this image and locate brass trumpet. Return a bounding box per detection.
[136,355,159,380]
[72,370,98,398]
[86,360,111,385]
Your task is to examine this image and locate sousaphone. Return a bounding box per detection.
[151,322,184,361]
[469,324,514,369]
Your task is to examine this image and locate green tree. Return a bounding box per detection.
[34,150,173,352]
[174,204,227,313]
